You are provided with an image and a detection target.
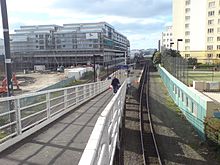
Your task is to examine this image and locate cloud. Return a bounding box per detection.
[0,0,172,49]
[52,0,172,18]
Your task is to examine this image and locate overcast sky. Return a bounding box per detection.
[0,0,172,49]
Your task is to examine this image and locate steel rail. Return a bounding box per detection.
[139,64,147,165]
[139,63,162,165]
[145,64,162,165]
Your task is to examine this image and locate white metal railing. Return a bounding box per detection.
[0,80,111,152]
[79,79,127,165]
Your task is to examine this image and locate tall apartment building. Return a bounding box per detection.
[10,22,130,70]
[161,26,173,51]
[172,0,220,63]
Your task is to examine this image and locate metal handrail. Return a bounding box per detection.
[0,79,111,152]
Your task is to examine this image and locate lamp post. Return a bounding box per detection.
[176,39,183,80]
[93,55,100,82]
[114,54,117,72]
[177,39,183,51]
[0,0,13,97]
[124,51,127,65]
[170,42,174,49]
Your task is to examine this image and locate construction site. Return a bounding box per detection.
[0,64,110,97]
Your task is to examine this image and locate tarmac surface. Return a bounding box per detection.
[0,90,113,165]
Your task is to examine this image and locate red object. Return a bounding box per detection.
[0,73,20,93]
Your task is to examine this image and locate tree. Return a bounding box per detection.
[187,57,197,66]
[152,51,161,64]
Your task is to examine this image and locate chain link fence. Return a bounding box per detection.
[161,51,189,85]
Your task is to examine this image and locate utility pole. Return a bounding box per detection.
[0,0,13,96]
[0,0,15,133]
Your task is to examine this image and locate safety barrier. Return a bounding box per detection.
[158,65,217,139]
[79,79,127,165]
[0,80,111,152]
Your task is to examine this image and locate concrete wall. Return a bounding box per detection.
[158,65,218,139]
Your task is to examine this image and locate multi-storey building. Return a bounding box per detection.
[10,22,130,70]
[172,0,220,64]
[161,26,173,51]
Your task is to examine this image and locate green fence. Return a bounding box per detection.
[158,65,211,139]
[39,76,76,91]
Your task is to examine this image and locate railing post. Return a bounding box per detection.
[83,86,86,100]
[15,98,22,135]
[75,87,79,104]
[64,89,67,109]
[89,84,92,98]
[46,92,51,118]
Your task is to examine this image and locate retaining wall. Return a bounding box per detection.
[158,65,218,139]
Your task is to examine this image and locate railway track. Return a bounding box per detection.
[139,63,162,165]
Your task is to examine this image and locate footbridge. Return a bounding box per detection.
[0,75,129,165]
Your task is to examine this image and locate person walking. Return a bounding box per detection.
[111,76,120,93]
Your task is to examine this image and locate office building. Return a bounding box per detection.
[10,22,130,70]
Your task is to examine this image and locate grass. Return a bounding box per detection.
[187,70,220,85]
[155,75,182,115]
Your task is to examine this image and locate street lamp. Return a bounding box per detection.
[93,55,100,82]
[124,51,127,65]
[170,42,174,49]
[177,39,183,51]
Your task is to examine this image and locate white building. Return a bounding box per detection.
[172,0,220,64]
[161,26,173,51]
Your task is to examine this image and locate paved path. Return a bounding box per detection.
[0,90,113,165]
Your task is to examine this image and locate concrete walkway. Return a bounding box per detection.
[0,90,113,165]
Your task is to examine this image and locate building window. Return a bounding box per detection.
[217,36,220,41]
[185,8,190,13]
[219,10,220,15]
[185,0,190,5]
[217,45,220,50]
[207,45,213,50]
[209,1,215,8]
[185,31,190,35]
[185,54,190,58]
[218,27,220,33]
[207,53,213,57]
[208,19,214,25]
[216,54,220,58]
[185,46,190,51]
[208,28,214,33]
[208,11,215,16]
[208,37,214,42]
[185,16,190,21]
[185,39,190,43]
[185,24,189,28]
[39,40,44,44]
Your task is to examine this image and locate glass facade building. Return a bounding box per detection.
[10,22,130,70]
